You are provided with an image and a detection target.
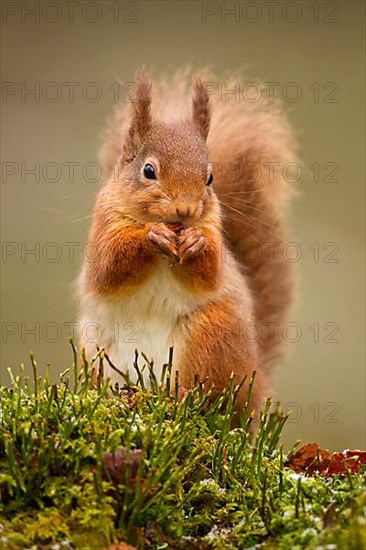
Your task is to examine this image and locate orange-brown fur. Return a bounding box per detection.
[78,69,296,417]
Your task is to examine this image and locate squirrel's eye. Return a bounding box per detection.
[143,163,157,180]
[207,174,213,186]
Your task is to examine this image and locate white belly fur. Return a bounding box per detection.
[78,262,208,387]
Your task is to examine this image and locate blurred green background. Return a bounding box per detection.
[1,0,365,450]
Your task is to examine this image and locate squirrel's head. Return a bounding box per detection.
[111,71,218,226]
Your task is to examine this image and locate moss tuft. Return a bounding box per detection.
[0,345,365,549]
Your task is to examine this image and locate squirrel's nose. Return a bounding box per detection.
[176,205,194,219]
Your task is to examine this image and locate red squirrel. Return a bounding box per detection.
[77,70,296,416]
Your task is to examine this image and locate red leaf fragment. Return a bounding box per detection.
[323,501,338,527]
[327,449,366,476]
[103,447,142,485]
[286,443,331,475]
[286,443,366,477]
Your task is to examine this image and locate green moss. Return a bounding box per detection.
[0,346,365,549]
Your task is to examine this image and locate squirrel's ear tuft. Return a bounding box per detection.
[132,69,152,137]
[123,70,152,160]
[192,76,211,140]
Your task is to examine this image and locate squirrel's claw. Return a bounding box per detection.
[178,227,206,263]
[148,224,178,258]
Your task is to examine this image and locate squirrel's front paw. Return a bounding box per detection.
[148,223,178,259]
[178,227,206,263]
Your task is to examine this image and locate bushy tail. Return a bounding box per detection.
[99,69,297,370]
[208,84,297,370]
